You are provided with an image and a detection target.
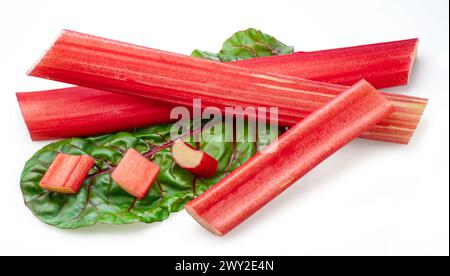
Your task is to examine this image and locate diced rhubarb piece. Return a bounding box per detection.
[40,153,94,194]
[185,80,396,236]
[232,38,419,89]
[16,87,175,140]
[27,30,427,144]
[111,148,160,199]
[172,139,218,178]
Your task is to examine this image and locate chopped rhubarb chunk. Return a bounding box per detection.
[172,139,218,178]
[111,148,160,199]
[40,153,94,194]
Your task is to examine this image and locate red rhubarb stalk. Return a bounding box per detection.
[40,153,95,194]
[185,80,396,236]
[111,148,160,199]
[18,38,423,141]
[16,86,427,142]
[232,38,419,89]
[172,139,219,178]
[27,30,427,144]
[16,87,175,140]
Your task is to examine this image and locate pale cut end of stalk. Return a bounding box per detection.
[407,39,419,84]
[172,140,203,169]
[26,30,68,76]
[185,205,224,236]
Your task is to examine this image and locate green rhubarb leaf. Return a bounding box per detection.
[20,122,282,229]
[191,49,221,61]
[192,28,294,62]
[219,28,294,61]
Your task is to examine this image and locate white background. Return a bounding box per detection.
[0,0,448,256]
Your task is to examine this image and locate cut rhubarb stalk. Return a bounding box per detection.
[232,38,419,89]
[17,38,420,140]
[111,148,160,199]
[17,39,418,141]
[16,87,175,140]
[27,30,427,144]
[16,86,427,142]
[40,153,94,194]
[185,80,396,236]
[172,139,218,178]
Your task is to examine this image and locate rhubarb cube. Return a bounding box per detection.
[40,153,95,194]
[111,148,160,199]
